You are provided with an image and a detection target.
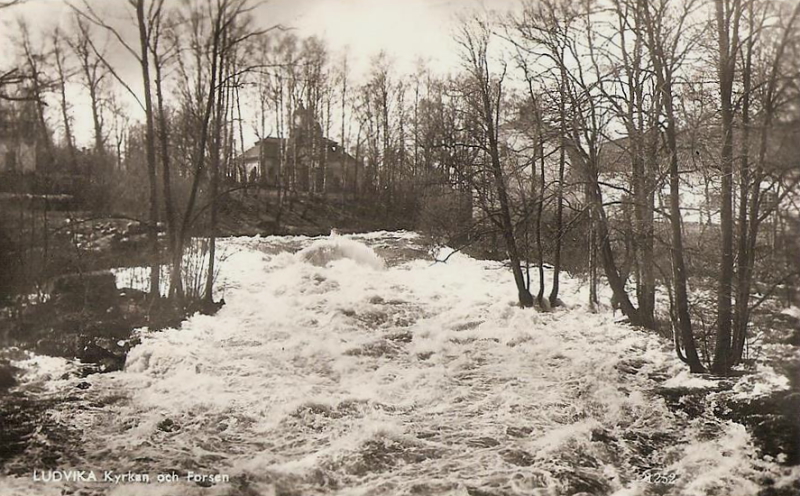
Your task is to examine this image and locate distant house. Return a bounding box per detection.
[238,137,282,183]
[239,136,360,192]
[0,136,37,173]
[0,99,39,174]
[237,102,361,193]
[585,121,800,225]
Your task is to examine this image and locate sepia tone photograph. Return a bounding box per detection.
[0,0,799,494]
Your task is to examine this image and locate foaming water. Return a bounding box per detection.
[0,232,790,496]
[297,233,386,270]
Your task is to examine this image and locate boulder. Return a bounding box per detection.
[48,270,118,309]
[0,361,17,390]
[124,221,147,236]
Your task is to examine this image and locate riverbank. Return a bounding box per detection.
[1,187,410,361]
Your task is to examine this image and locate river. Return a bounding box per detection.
[0,231,796,496]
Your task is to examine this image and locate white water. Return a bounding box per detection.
[1,231,795,496]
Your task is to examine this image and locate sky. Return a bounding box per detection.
[289,0,476,76]
[0,0,519,146]
[266,0,518,75]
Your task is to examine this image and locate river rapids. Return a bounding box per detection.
[0,231,796,496]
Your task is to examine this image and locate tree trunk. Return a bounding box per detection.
[205,33,228,303]
[733,0,800,365]
[589,207,598,309]
[590,181,641,324]
[482,85,532,307]
[631,124,656,330]
[491,149,531,307]
[643,0,704,372]
[135,0,161,303]
[665,80,703,372]
[154,48,179,299]
[88,79,104,156]
[549,65,567,307]
[54,35,78,171]
[733,3,753,364]
[536,129,546,306]
[712,0,738,376]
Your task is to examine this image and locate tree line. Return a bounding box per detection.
[457,0,800,376]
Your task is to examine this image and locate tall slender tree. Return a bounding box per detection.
[456,16,534,308]
[641,0,705,371]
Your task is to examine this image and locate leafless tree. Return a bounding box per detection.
[69,16,109,156]
[456,16,534,307]
[50,27,77,169]
[16,20,53,162]
[641,0,706,371]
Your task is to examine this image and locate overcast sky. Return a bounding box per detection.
[1,0,518,145]
[4,0,517,74]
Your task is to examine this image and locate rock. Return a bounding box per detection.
[717,391,800,465]
[465,487,503,496]
[76,381,91,390]
[615,358,645,375]
[386,331,413,343]
[506,426,533,438]
[590,428,617,444]
[119,287,147,300]
[501,448,536,466]
[555,468,612,496]
[98,356,125,373]
[416,351,434,360]
[189,298,226,316]
[157,418,179,433]
[655,386,711,419]
[48,270,118,309]
[194,478,213,488]
[87,235,115,253]
[120,233,148,250]
[124,221,147,236]
[78,341,117,364]
[466,437,501,448]
[0,361,17,390]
